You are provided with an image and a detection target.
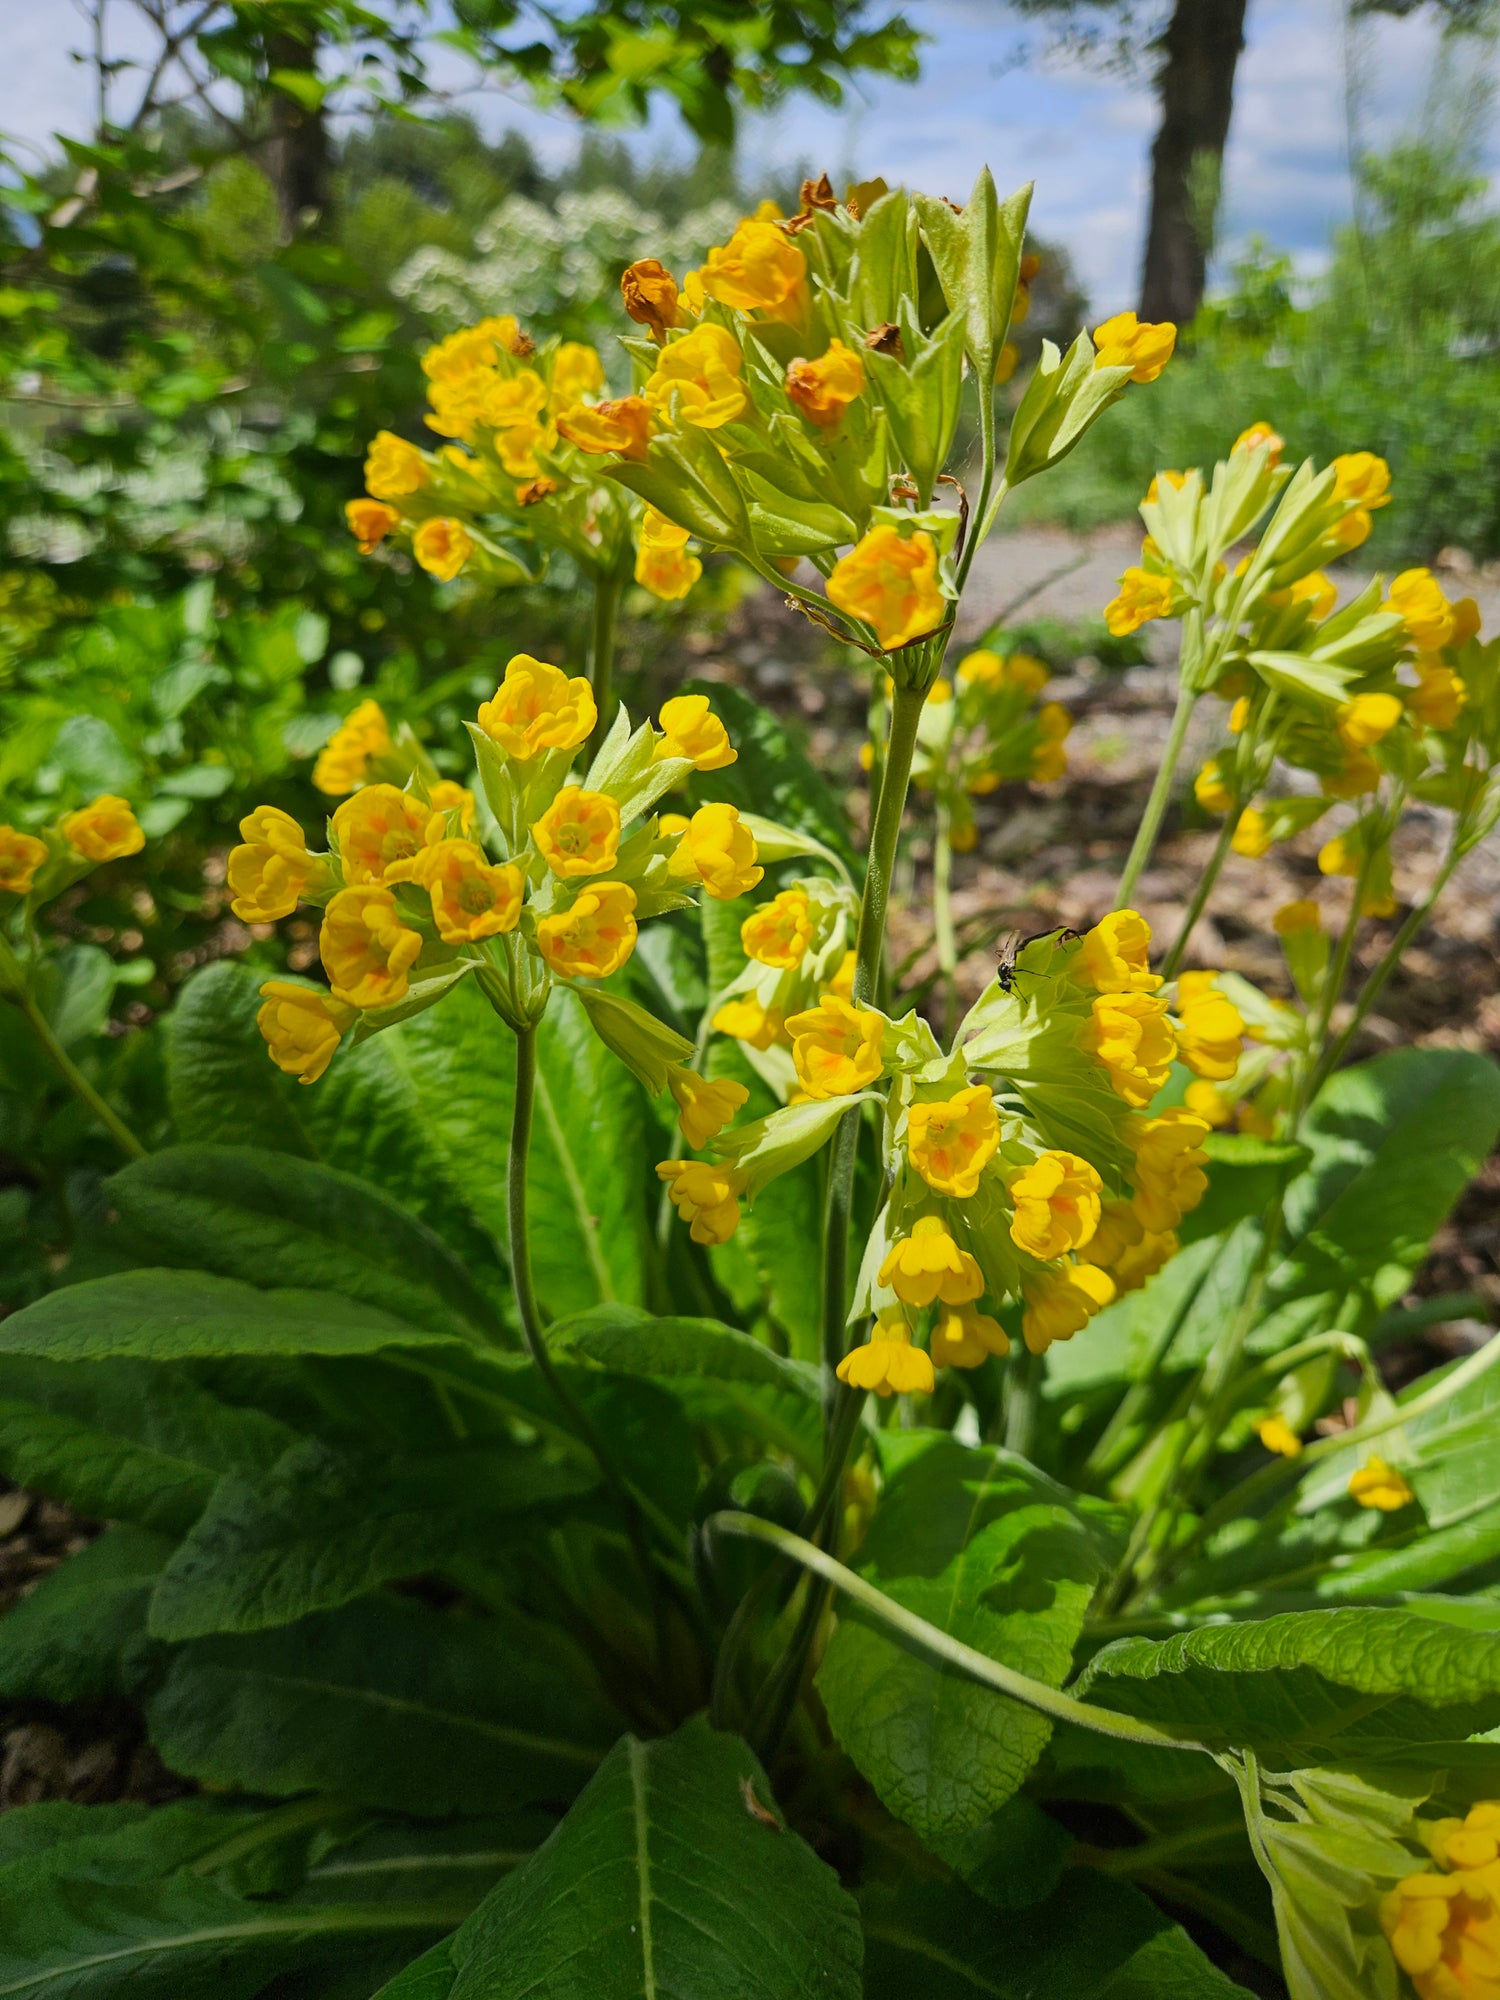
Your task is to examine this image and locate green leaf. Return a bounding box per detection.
[912,169,1031,376]
[0,1526,169,1703]
[1264,1048,1500,1344]
[108,1147,507,1345]
[817,1435,1102,1839]
[148,1436,596,1640]
[374,1716,863,2000]
[550,1306,822,1466]
[0,1270,455,1364]
[147,1595,618,1816]
[0,1870,467,1999]
[1076,1607,1500,1761]
[861,1871,1253,1998]
[0,1356,297,1533]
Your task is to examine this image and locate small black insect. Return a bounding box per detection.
[996,925,1080,993]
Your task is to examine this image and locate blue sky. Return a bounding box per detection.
[2,0,1492,310]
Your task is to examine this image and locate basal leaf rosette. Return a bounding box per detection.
[237,664,763,1085]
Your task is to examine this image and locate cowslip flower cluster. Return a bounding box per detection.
[708,874,860,1077]
[699,909,1239,1392]
[0,794,145,904]
[1382,1802,1500,1999]
[574,171,1172,680]
[903,647,1072,847]
[346,315,703,604]
[240,668,764,1101]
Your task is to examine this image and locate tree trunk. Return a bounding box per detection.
[1138,0,1249,325]
[263,27,330,237]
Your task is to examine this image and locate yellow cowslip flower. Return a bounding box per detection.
[532,787,621,879]
[1228,696,1251,733]
[1075,909,1162,995]
[412,517,473,583]
[1021,1263,1115,1355]
[1088,988,1184,1104]
[256,979,355,1086]
[59,795,143,865]
[332,784,431,887]
[826,526,945,653]
[228,806,317,922]
[658,812,690,839]
[319,885,423,1010]
[421,317,522,383]
[785,338,865,429]
[712,993,785,1051]
[825,949,857,1002]
[837,1307,937,1398]
[0,826,48,896]
[1452,596,1483,646]
[1129,1107,1211,1232]
[1338,691,1403,751]
[634,507,702,602]
[1389,567,1457,651]
[960,648,1048,694]
[1092,311,1176,383]
[425,780,475,832]
[656,693,735,771]
[1231,807,1273,858]
[1104,567,1174,637]
[419,839,522,944]
[1349,1454,1416,1511]
[1144,470,1187,503]
[656,1157,746,1245]
[1009,1150,1104,1260]
[346,498,399,553]
[1195,759,1233,815]
[549,342,604,411]
[1422,1803,1500,1872]
[313,698,392,798]
[785,994,885,1100]
[424,370,490,443]
[741,888,814,970]
[536,880,638,979]
[1183,1079,1233,1126]
[364,431,429,500]
[556,395,654,461]
[1233,420,1284,464]
[666,803,762,900]
[1317,832,1358,879]
[1331,450,1392,512]
[493,417,554,480]
[668,1069,749,1150]
[1269,569,1338,622]
[1329,507,1373,553]
[621,258,680,339]
[476,369,546,431]
[929,1302,1011,1370]
[699,219,807,319]
[1273,899,1321,937]
[879,1215,984,1309]
[1110,1225,1177,1295]
[994,342,1020,384]
[1173,970,1244,1081]
[1031,701,1071,781]
[1256,1415,1303,1458]
[1382,1866,1500,2000]
[1077,1197,1144,1270]
[906,1085,1001,1198]
[477,655,595,761]
[1323,746,1381,800]
[1408,661,1468,731]
[644,324,747,430]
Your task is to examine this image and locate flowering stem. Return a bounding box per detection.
[586,561,624,761]
[933,799,959,1046]
[1117,684,1199,906]
[508,1024,667,1655]
[0,943,145,1160]
[1292,850,1376,1129]
[1161,807,1238,980]
[709,1512,1212,1755]
[1309,852,1458,1100]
